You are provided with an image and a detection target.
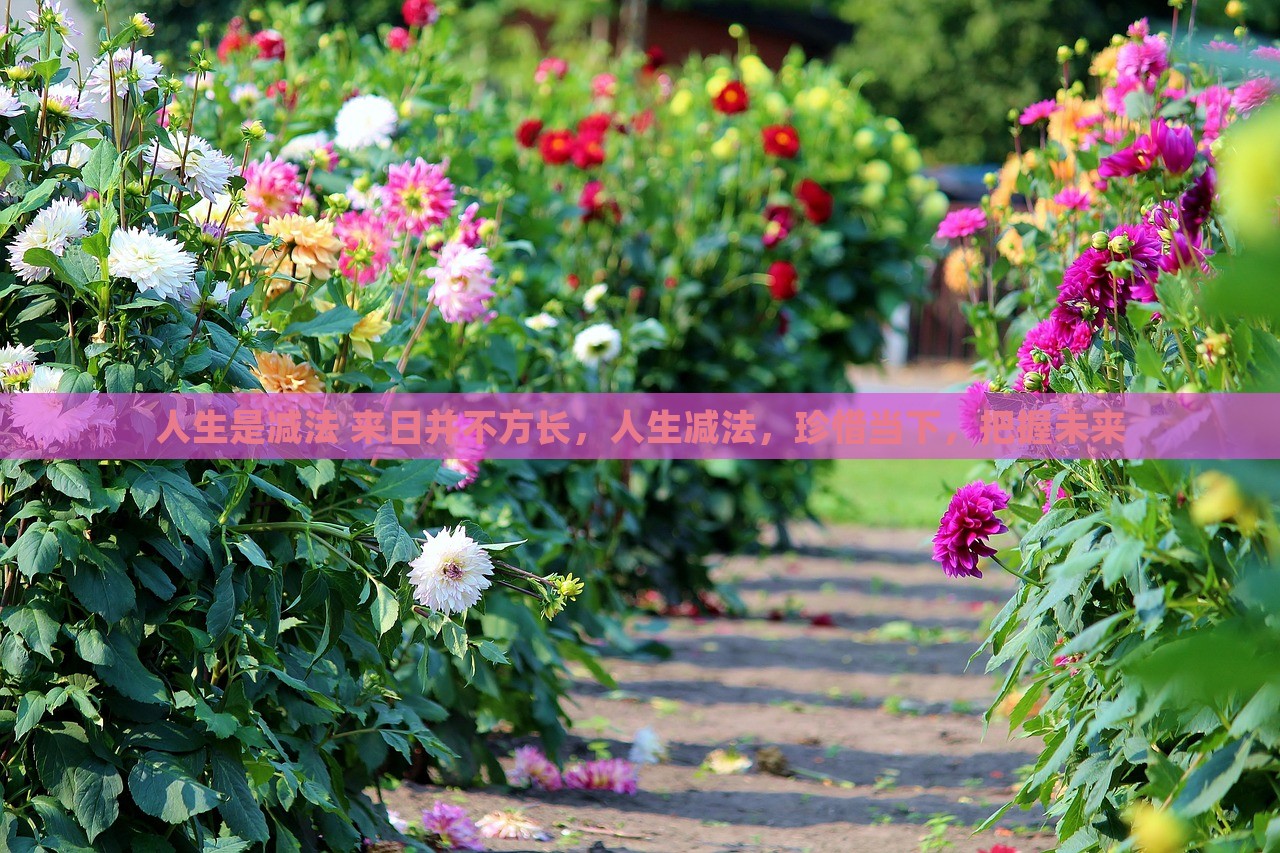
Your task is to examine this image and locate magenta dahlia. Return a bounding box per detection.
[420,802,484,851]
[334,210,392,285]
[935,207,987,240]
[562,759,639,795]
[932,481,1010,579]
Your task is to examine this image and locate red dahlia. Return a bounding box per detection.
[767,260,799,300]
[713,80,749,114]
[402,0,439,27]
[539,129,575,165]
[516,119,544,148]
[762,124,800,158]
[794,178,833,223]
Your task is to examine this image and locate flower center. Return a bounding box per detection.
[441,560,464,580]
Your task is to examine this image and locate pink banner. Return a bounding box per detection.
[0,392,1271,460]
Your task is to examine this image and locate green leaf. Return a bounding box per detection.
[371,582,399,637]
[34,722,124,841]
[104,363,136,393]
[128,752,222,823]
[99,631,167,705]
[82,139,122,194]
[207,565,236,641]
[1174,737,1253,817]
[66,561,135,623]
[5,522,61,576]
[15,692,48,738]
[279,305,361,338]
[3,600,61,660]
[374,502,419,567]
[47,462,93,501]
[210,750,269,843]
[366,460,442,502]
[475,640,509,665]
[234,538,270,569]
[478,539,527,552]
[441,619,467,658]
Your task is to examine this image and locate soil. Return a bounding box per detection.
[382,524,1055,853]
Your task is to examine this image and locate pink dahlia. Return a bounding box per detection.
[1018,99,1059,125]
[1207,39,1241,52]
[1053,248,1119,328]
[1151,118,1195,175]
[334,210,393,285]
[1052,187,1091,211]
[959,381,990,444]
[509,746,562,791]
[455,202,487,248]
[443,415,485,490]
[1115,34,1168,87]
[1015,316,1093,388]
[420,802,484,852]
[563,759,639,795]
[1098,136,1155,178]
[1232,77,1276,116]
[1109,223,1163,300]
[935,207,987,240]
[592,73,617,99]
[534,57,568,84]
[932,481,1010,579]
[426,240,495,323]
[762,203,794,249]
[242,155,303,222]
[382,158,455,236]
[1254,46,1280,62]
[1197,85,1234,144]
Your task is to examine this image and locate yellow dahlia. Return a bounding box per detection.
[258,214,343,283]
[250,351,324,393]
[942,246,983,295]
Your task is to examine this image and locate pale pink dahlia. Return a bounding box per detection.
[382,158,455,236]
[242,155,303,222]
[1253,46,1280,62]
[932,481,1010,579]
[1052,187,1091,211]
[420,802,484,851]
[455,202,487,248]
[333,210,392,285]
[563,759,639,795]
[443,415,485,490]
[935,207,987,240]
[1018,99,1058,125]
[509,746,562,791]
[426,241,496,323]
[1232,77,1276,116]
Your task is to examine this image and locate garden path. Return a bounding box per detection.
[385,525,1056,853]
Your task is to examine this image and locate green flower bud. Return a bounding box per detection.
[1023,371,1046,391]
[1056,45,1073,64]
[1108,234,1133,254]
[1090,231,1110,249]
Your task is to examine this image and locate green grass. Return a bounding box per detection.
[812,459,982,528]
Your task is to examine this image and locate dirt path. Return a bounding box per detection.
[384,525,1054,853]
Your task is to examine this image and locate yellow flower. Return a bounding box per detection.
[738,54,772,87]
[763,91,788,118]
[710,128,740,160]
[942,246,983,295]
[1218,104,1280,245]
[989,154,1023,213]
[797,86,830,112]
[1190,470,1257,533]
[250,351,324,393]
[704,69,731,98]
[853,128,877,154]
[1128,802,1189,853]
[1090,45,1120,78]
[861,160,892,185]
[669,89,693,116]
[258,215,344,283]
[997,229,1026,265]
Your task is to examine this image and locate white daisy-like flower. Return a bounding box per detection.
[344,182,382,211]
[406,526,494,615]
[524,312,559,331]
[628,727,667,765]
[53,141,93,169]
[583,282,608,313]
[0,344,37,367]
[278,130,330,164]
[108,228,196,301]
[27,0,78,35]
[26,365,64,393]
[149,132,235,199]
[0,88,24,118]
[86,48,162,102]
[573,322,622,367]
[333,94,397,150]
[43,82,93,120]
[7,198,89,283]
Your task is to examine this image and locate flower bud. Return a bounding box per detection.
[1032,348,1051,366]
[325,193,350,214]
[1108,234,1133,254]
[1234,25,1247,38]
[1023,371,1046,392]
[1057,45,1073,64]
[728,23,744,38]
[1226,0,1245,18]
[5,64,34,82]
[241,119,266,141]
[1074,38,1088,54]
[125,180,144,196]
[1090,231,1110,249]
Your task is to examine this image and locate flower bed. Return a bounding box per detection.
[938,15,1280,850]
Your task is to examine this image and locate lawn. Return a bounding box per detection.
[812,458,983,529]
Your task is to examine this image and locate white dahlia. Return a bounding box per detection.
[43,82,93,120]
[524,312,559,331]
[108,228,196,301]
[406,526,494,615]
[86,48,162,102]
[7,198,89,283]
[149,132,235,199]
[333,94,397,150]
[0,88,24,118]
[278,130,330,164]
[26,365,64,393]
[583,282,608,313]
[572,322,622,367]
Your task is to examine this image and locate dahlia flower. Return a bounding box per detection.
[407,526,494,615]
[539,129,575,165]
[763,204,794,248]
[572,134,607,169]
[1098,137,1155,178]
[250,352,323,393]
[1254,46,1280,62]
[563,759,639,795]
[1052,187,1091,211]
[0,344,37,369]
[149,132,235,199]
[580,180,620,223]
[86,48,161,101]
[932,481,1010,579]
[592,72,618,99]
[1041,480,1069,513]
[0,88,23,117]
[713,80,749,114]
[1016,316,1093,384]
[426,241,496,323]
[572,322,621,367]
[767,260,799,300]
[420,802,484,852]
[455,202,486,248]
[382,158,455,236]
[515,118,543,148]
[108,228,196,301]
[795,178,833,224]
[476,810,550,841]
[402,0,439,27]
[629,727,667,765]
[386,26,413,52]
[1232,77,1276,116]
[278,131,335,171]
[958,381,991,444]
[258,215,343,282]
[1180,167,1216,235]
[443,415,485,490]
[1018,99,1058,125]
[935,207,987,240]
[334,210,392,285]
[1151,119,1195,175]
[242,155,303,222]
[761,124,800,158]
[8,198,88,283]
[524,312,558,331]
[42,82,92,120]
[252,29,285,61]
[583,283,608,313]
[189,192,255,240]
[1196,85,1234,144]
[534,57,568,84]
[27,0,78,35]
[509,746,562,790]
[10,388,106,448]
[334,94,397,150]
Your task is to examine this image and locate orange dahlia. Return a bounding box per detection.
[257,214,343,283]
[250,351,324,393]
